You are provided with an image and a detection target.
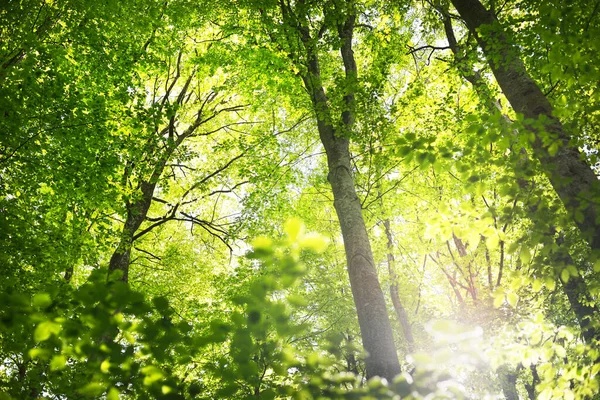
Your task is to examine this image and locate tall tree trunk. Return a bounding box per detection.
[345,333,361,376]
[449,0,600,252]
[315,90,400,380]
[286,1,401,380]
[383,219,416,353]
[524,364,540,400]
[561,273,600,345]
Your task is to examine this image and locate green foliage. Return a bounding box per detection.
[0,225,472,399]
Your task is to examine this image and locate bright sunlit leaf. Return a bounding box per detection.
[284,217,304,240]
[107,388,120,400]
[34,321,61,342]
[507,292,519,308]
[50,355,67,371]
[560,268,570,283]
[298,233,329,253]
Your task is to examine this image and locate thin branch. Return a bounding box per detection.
[586,0,600,31]
[152,196,170,204]
[406,44,451,54]
[133,204,179,240]
[177,212,233,254]
[543,79,561,97]
[191,120,257,138]
[160,50,184,110]
[362,166,418,209]
[207,180,250,197]
[134,246,162,261]
[181,153,245,201]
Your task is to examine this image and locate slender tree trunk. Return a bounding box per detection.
[524,364,540,400]
[108,181,156,282]
[108,131,182,282]
[345,333,360,375]
[429,253,465,309]
[287,1,401,380]
[497,364,519,400]
[383,219,416,353]
[561,273,600,344]
[449,0,600,251]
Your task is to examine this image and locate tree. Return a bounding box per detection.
[435,3,600,347]
[252,0,401,380]
[448,0,600,252]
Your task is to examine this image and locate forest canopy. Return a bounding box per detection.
[1,0,600,398]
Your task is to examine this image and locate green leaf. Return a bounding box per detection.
[29,348,50,360]
[519,247,531,264]
[547,140,560,156]
[141,365,164,385]
[560,268,570,283]
[532,279,543,292]
[78,382,105,396]
[298,233,329,253]
[493,294,504,308]
[555,344,567,358]
[50,355,67,371]
[563,390,575,400]
[107,388,120,400]
[32,293,52,308]
[152,296,170,312]
[507,292,519,308]
[486,234,499,250]
[34,321,61,342]
[284,217,304,240]
[287,294,308,307]
[100,359,111,373]
[188,383,202,397]
[251,236,273,250]
[492,288,505,308]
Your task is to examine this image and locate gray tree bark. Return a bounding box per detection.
[108,180,156,282]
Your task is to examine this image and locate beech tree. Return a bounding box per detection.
[448,0,600,251]
[250,0,403,380]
